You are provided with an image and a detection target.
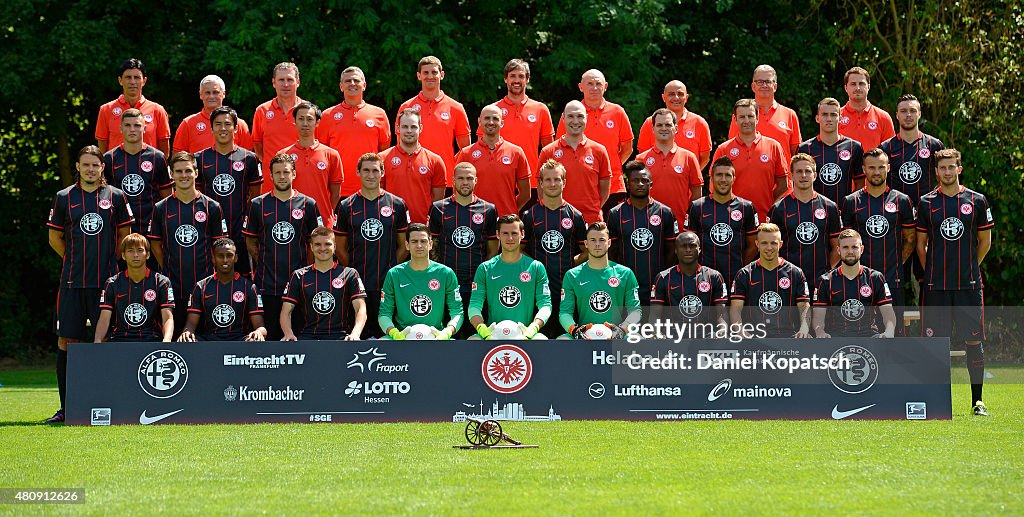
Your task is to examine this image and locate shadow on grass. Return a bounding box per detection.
[0,421,61,427]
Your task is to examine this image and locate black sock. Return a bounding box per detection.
[965,343,984,404]
[57,349,68,410]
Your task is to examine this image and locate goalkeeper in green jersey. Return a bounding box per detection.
[559,222,642,340]
[468,214,552,340]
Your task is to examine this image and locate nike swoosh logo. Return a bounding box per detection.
[399,283,411,288]
[621,220,632,224]
[352,211,362,216]
[750,281,760,286]
[931,208,942,213]
[263,212,274,217]
[831,290,841,295]
[140,409,184,425]
[167,214,176,218]
[303,283,314,288]
[204,294,215,299]
[534,221,543,226]
[71,203,81,209]
[116,294,127,298]
[114,164,124,169]
[702,213,712,218]
[203,164,214,168]
[490,275,502,280]
[831,404,876,419]
[579,281,589,285]
[444,216,454,220]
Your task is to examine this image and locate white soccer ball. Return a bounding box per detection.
[404,324,437,340]
[584,324,614,340]
[492,320,525,340]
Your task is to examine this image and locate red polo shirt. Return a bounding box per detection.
[637,145,703,222]
[712,134,789,220]
[839,101,895,151]
[317,101,391,197]
[636,109,713,159]
[379,145,446,223]
[556,100,634,194]
[172,110,253,154]
[252,96,303,182]
[728,101,801,161]
[480,95,554,186]
[538,136,613,224]
[279,140,343,227]
[455,138,531,216]
[95,94,171,149]
[395,91,471,185]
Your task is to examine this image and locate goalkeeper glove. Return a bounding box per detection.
[519,322,540,339]
[434,327,454,340]
[603,322,626,339]
[475,323,493,340]
[387,327,406,341]
[569,323,593,340]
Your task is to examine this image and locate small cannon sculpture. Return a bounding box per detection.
[456,417,537,449]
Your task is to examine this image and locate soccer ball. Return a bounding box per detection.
[584,324,614,340]
[492,320,525,340]
[404,324,437,340]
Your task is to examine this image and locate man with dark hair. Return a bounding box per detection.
[797,97,865,205]
[243,153,322,340]
[684,157,759,287]
[253,62,303,180]
[812,229,896,338]
[607,160,678,307]
[173,74,252,153]
[539,101,613,224]
[281,227,367,341]
[637,108,702,222]
[194,106,262,277]
[730,222,812,338]
[714,98,789,220]
[650,231,729,327]
[637,80,713,169]
[728,65,801,159]
[94,233,175,343]
[148,151,228,336]
[278,101,343,227]
[395,56,472,186]
[103,108,171,237]
[916,148,993,415]
[45,145,135,423]
[333,152,410,338]
[96,58,171,156]
[380,109,447,223]
[879,93,945,208]
[768,153,841,283]
[455,104,531,216]
[839,66,895,151]
[178,238,266,342]
[379,223,464,340]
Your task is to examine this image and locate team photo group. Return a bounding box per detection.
[45,55,993,422]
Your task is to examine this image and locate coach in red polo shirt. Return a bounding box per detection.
[455,105,531,216]
[839,66,895,151]
[637,108,702,221]
[637,80,713,170]
[714,99,789,220]
[172,74,252,154]
[728,65,801,161]
[540,101,612,224]
[95,58,171,157]
[278,102,343,227]
[253,62,303,187]
[318,66,391,198]
[380,109,446,223]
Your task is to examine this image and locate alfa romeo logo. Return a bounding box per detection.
[819,163,843,186]
[795,222,819,244]
[498,285,521,308]
[272,221,295,244]
[709,223,733,245]
[865,215,889,238]
[841,298,865,321]
[452,226,475,248]
[175,224,200,247]
[409,294,432,317]
[678,295,703,318]
[360,218,384,241]
[940,217,964,240]
[630,228,654,251]
[898,162,922,184]
[589,291,612,313]
[541,230,564,252]
[212,174,235,196]
[828,345,878,394]
[138,350,189,399]
[122,174,145,196]
[311,291,336,315]
[758,291,783,315]
[80,213,103,235]
[212,304,236,327]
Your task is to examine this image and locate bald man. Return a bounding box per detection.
[455,105,531,216]
[636,80,712,169]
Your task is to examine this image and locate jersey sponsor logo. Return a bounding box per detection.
[122,174,146,196]
[589,291,612,313]
[140,161,154,173]
[271,221,295,244]
[80,213,104,235]
[841,298,865,321]
[361,218,384,241]
[729,148,740,158]
[860,285,873,297]
[520,271,531,282]
[138,350,189,399]
[839,149,852,161]
[334,112,343,120]
[498,285,522,308]
[679,295,703,318]
[630,228,655,251]
[960,203,973,215]
[605,120,615,129]
[99,199,112,210]
[527,113,537,123]
[554,149,564,159]
[212,304,236,327]
[452,226,476,248]
[865,214,889,238]
[730,209,743,222]
[778,277,791,289]
[112,107,123,116]
[867,121,878,130]
[898,161,923,184]
[472,213,485,225]
[608,276,620,288]
[646,157,656,166]
[409,294,432,316]
[760,154,770,163]
[939,217,965,240]
[758,291,783,314]
[196,122,207,132]
[175,224,200,247]
[317,161,328,171]
[814,208,827,220]
[311,291,336,315]
[918,148,931,159]
[232,291,245,303]
[709,222,734,245]
[685,130,695,138]
[584,155,594,165]
[428,279,441,291]
[649,214,662,226]
[884,202,898,213]
[819,163,843,186]
[291,208,305,220]
[212,173,236,196]
[561,217,573,229]
[440,111,451,121]
[698,281,711,293]
[124,303,149,327]
[541,229,564,252]
[391,156,401,166]
[332,277,344,289]
[418,165,429,175]
[472,149,482,159]
[501,155,512,165]
[195,210,208,223]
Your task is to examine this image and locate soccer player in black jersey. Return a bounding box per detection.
[334,152,410,338]
[195,106,262,277]
[880,94,945,209]
[730,223,811,338]
[812,229,896,338]
[429,162,498,335]
[243,154,322,340]
[685,157,759,287]
[916,148,993,416]
[842,148,916,325]
[179,238,266,342]
[650,231,728,327]
[797,97,864,205]
[149,151,228,336]
[521,159,588,337]
[103,108,171,237]
[45,145,135,423]
[608,160,678,308]
[768,153,841,282]
[94,233,174,343]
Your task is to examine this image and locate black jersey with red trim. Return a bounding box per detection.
[188,273,263,340]
[48,184,134,288]
[147,192,228,295]
[916,186,993,290]
[731,258,810,334]
[684,195,759,287]
[813,265,892,336]
[283,264,366,339]
[242,192,321,296]
[333,191,410,292]
[428,196,497,286]
[607,198,678,293]
[841,188,916,283]
[194,146,262,245]
[879,133,944,207]
[797,135,864,205]
[99,269,175,341]
[103,144,171,235]
[768,193,841,282]
[651,264,728,323]
[521,201,587,289]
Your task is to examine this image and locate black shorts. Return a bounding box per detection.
[54,287,102,340]
[921,289,985,341]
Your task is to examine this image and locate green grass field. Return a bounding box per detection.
[2,366,1022,515]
